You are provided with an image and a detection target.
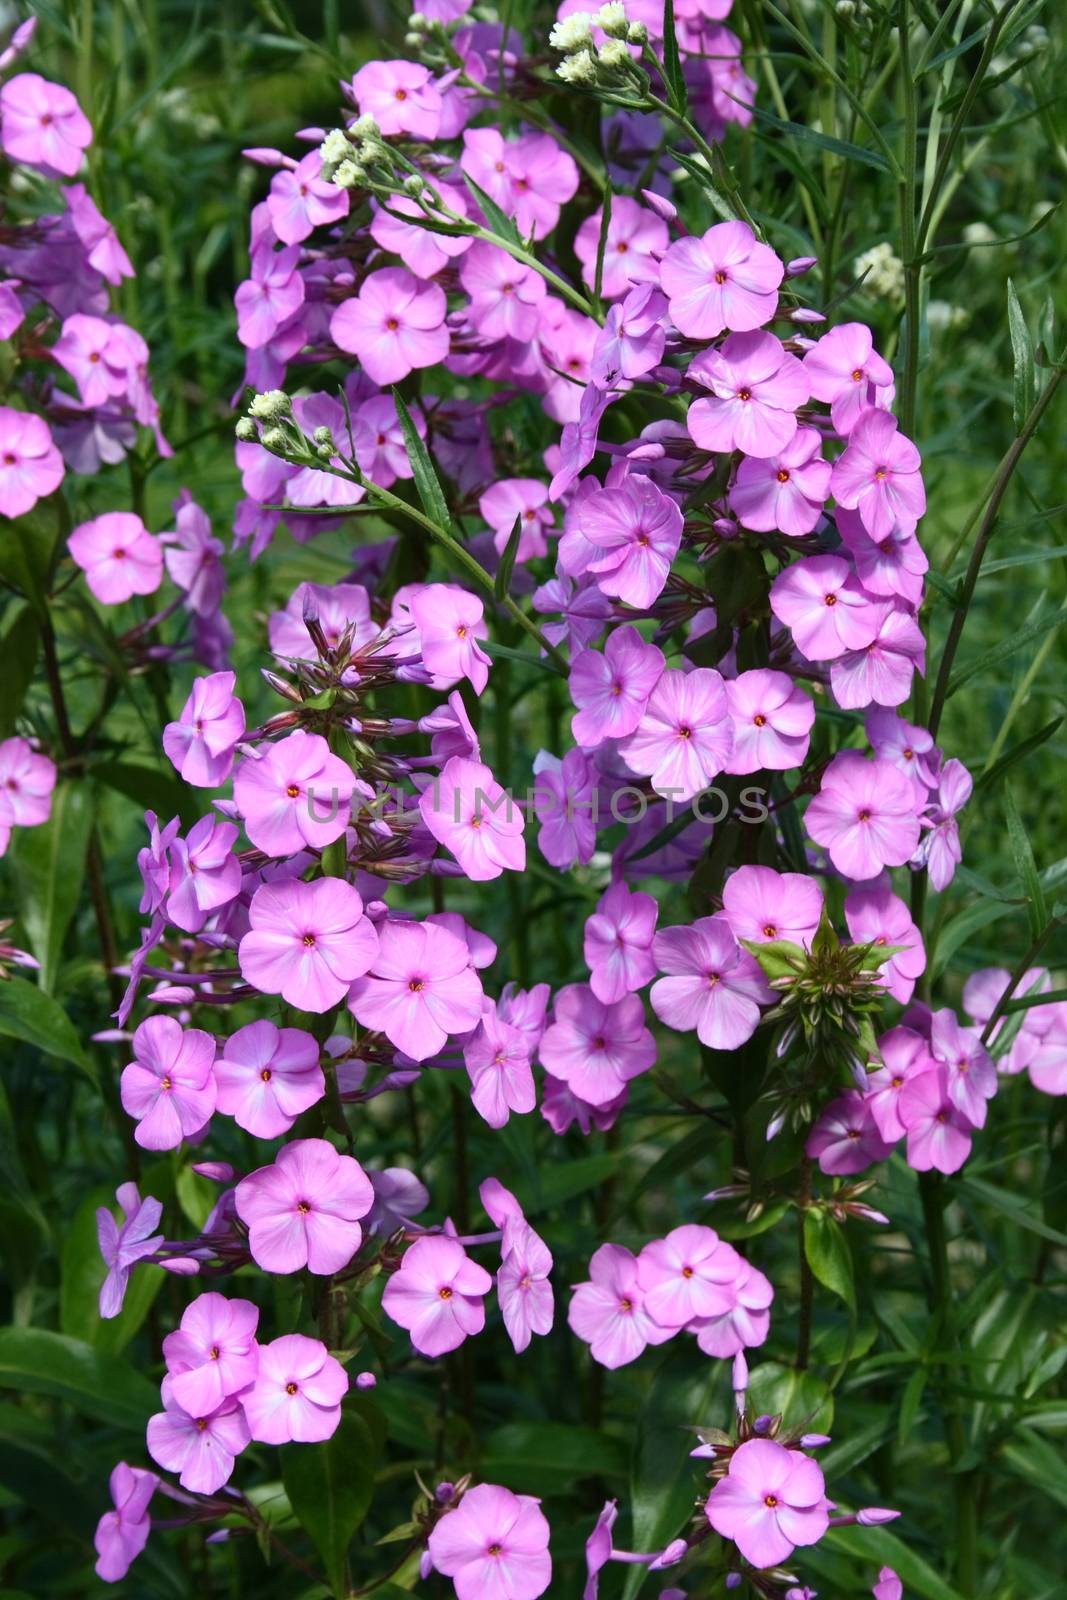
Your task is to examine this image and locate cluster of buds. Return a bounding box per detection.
[549,4,648,87]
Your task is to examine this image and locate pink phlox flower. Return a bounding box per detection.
[651,915,772,1050]
[591,284,668,387]
[705,1438,830,1569]
[541,1073,628,1136]
[532,748,596,871]
[235,1137,374,1274]
[570,622,665,749]
[240,1332,348,1443]
[267,151,348,244]
[532,573,612,654]
[365,1166,431,1236]
[584,880,658,1004]
[0,18,37,74]
[805,751,922,880]
[120,1017,216,1151]
[830,602,926,710]
[583,1500,618,1600]
[873,1568,903,1600]
[421,689,483,764]
[838,504,928,608]
[929,1008,996,1126]
[845,886,926,1005]
[576,474,682,608]
[724,669,814,775]
[68,511,163,605]
[215,1019,324,1138]
[409,583,491,695]
[963,966,1055,1078]
[619,666,734,801]
[1025,1003,1067,1096]
[913,756,971,890]
[690,1259,774,1358]
[165,814,241,934]
[52,313,134,406]
[539,983,656,1105]
[350,59,442,139]
[536,297,600,423]
[729,426,831,536]
[64,183,134,283]
[420,755,526,880]
[238,876,378,1012]
[806,1089,894,1175]
[864,1025,934,1142]
[460,240,547,341]
[768,553,881,662]
[568,1242,675,1369]
[575,196,668,300]
[427,1482,552,1600]
[233,729,355,856]
[498,980,551,1051]
[348,917,486,1061]
[660,220,783,339]
[803,322,894,435]
[864,707,938,801]
[162,1291,260,1416]
[381,1234,494,1357]
[898,1065,976,1173]
[161,492,225,616]
[0,73,92,176]
[136,809,180,914]
[93,1462,157,1582]
[830,408,926,540]
[549,383,622,501]
[464,1007,536,1129]
[352,393,424,488]
[721,863,824,949]
[426,910,498,970]
[637,1224,741,1328]
[688,332,810,458]
[147,1377,250,1494]
[97,1182,164,1319]
[479,478,554,562]
[371,182,472,279]
[162,670,245,788]
[286,392,366,509]
[0,406,64,518]
[330,266,448,384]
[0,735,56,850]
[269,579,375,661]
[490,1191,554,1354]
[505,129,580,239]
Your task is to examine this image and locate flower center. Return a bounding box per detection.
[764,1494,779,1508]
[487,1543,503,1557]
[196,1417,208,1431]
[824,592,838,607]
[737,387,752,402]
[678,724,693,739]
[681,1266,694,1279]
[385,317,399,331]
[851,367,864,381]
[706,971,720,987]
[302,933,316,947]
[160,1076,172,1091]
[763,923,777,937]
[858,808,871,821]
[286,1381,299,1394]
[618,1297,633,1312]
[776,469,790,483]
[395,88,408,101]
[875,466,888,480]
[714,271,727,285]
[409,978,425,992]
[209,1345,220,1360]
[286,784,300,798]
[439,1285,453,1299]
[297,1200,311,1214]
[260,1068,272,1082]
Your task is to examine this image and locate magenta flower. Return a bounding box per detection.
[729,427,831,536]
[53,314,134,406]
[803,322,894,435]
[914,756,972,890]
[0,73,92,176]
[97,1182,164,1319]
[381,1235,493,1357]
[463,1010,536,1129]
[637,1224,740,1328]
[691,1259,774,1358]
[67,512,163,605]
[409,583,491,696]
[577,475,682,608]
[348,918,485,1061]
[233,729,355,857]
[120,1017,216,1151]
[651,916,772,1050]
[461,241,547,341]
[240,1333,348,1444]
[1028,1007,1067,1096]
[724,670,814,775]
[873,1569,903,1600]
[575,196,668,300]
[462,128,577,241]
[583,1500,618,1599]
[0,406,65,518]
[769,554,881,661]
[147,1380,250,1494]
[93,1462,157,1583]
[0,736,56,853]
[498,1222,554,1354]
[583,880,658,1005]
[351,59,442,139]
[238,877,378,1012]
[591,285,668,386]
[805,752,922,880]
[721,864,824,947]
[705,1439,829,1569]
[568,1242,675,1369]
[864,1025,934,1142]
[370,182,473,280]
[829,604,926,710]
[660,220,783,339]
[929,1009,996,1126]
[570,624,665,749]
[898,1066,975,1173]
[846,887,926,1004]
[235,1137,374,1274]
[428,1483,552,1600]
[162,671,246,788]
[235,245,305,348]
[162,1290,260,1416]
[539,983,656,1106]
[530,747,595,870]
[688,332,809,458]
[165,815,241,934]
[419,755,526,881]
[215,1019,324,1138]
[830,408,926,540]
[619,667,733,801]
[479,477,554,562]
[162,492,225,615]
[839,506,928,608]
[331,267,448,385]
[65,183,134,283]
[267,151,348,244]
[865,707,937,801]
[805,1090,893,1175]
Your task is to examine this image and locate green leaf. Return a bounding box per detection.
[0,1326,157,1428]
[803,1210,856,1310]
[0,506,63,617]
[947,609,1067,698]
[661,0,688,116]
[0,603,40,737]
[975,716,1064,796]
[392,388,454,534]
[0,976,96,1081]
[748,104,892,172]
[483,1422,626,1496]
[1007,279,1035,429]
[92,759,202,828]
[592,183,613,306]
[10,781,94,993]
[60,1188,163,1355]
[1001,1427,1067,1512]
[1003,786,1047,940]
[462,172,521,247]
[281,1408,381,1597]
[0,1077,49,1287]
[740,936,807,981]
[746,1360,833,1433]
[493,517,523,603]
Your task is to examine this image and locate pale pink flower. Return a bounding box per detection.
[93,1462,157,1582]
[348,918,485,1061]
[235,1137,374,1274]
[162,671,246,788]
[68,512,163,604]
[691,1259,774,1358]
[830,409,926,540]
[381,1235,493,1357]
[463,1009,536,1129]
[929,1009,996,1127]
[805,752,922,880]
[146,1381,250,1494]
[729,427,831,536]
[370,182,473,279]
[830,604,926,710]
[577,475,683,608]
[803,322,894,435]
[120,1017,216,1151]
[575,196,668,299]
[419,756,526,880]
[409,583,491,696]
[235,245,305,348]
[724,670,815,774]
[0,73,92,176]
[619,667,734,801]
[864,1025,933,1142]
[215,1019,324,1138]
[873,1568,903,1600]
[705,1439,829,1569]
[269,579,375,660]
[898,1065,975,1173]
[479,478,554,562]
[660,220,783,339]
[428,1483,552,1600]
[267,152,348,244]
[240,1333,348,1443]
[569,624,665,749]
[637,1224,740,1328]
[805,1089,893,1175]
[568,1242,674,1369]
[161,1292,260,1417]
[688,333,809,459]
[583,880,658,1004]
[238,877,378,1012]
[64,183,134,283]
[53,314,132,407]
[651,916,772,1050]
[539,983,656,1105]
[0,736,56,851]
[233,729,355,857]
[721,864,824,947]
[845,887,926,1004]
[0,407,64,518]
[768,554,881,661]
[165,815,241,934]
[330,268,448,385]
[351,60,442,139]
[460,241,546,341]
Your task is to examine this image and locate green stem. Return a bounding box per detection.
[897,0,921,440]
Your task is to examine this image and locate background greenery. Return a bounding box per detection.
[1,1,1066,1597]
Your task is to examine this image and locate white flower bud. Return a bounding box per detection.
[333,159,366,189]
[549,12,593,51]
[403,172,425,196]
[597,2,628,37]
[556,49,597,83]
[598,37,630,68]
[351,113,380,140]
[410,10,428,28]
[312,426,336,450]
[404,31,423,49]
[626,18,647,42]
[235,417,257,442]
[319,128,354,169]
[248,389,292,422]
[260,426,288,452]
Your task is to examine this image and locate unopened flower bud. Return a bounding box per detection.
[249,388,291,421]
[404,31,423,49]
[598,37,631,68]
[403,172,425,196]
[549,12,593,51]
[626,19,648,43]
[857,1507,901,1525]
[319,128,354,169]
[235,417,257,442]
[799,1432,831,1448]
[410,11,428,29]
[312,425,335,451]
[334,159,365,189]
[786,254,818,276]
[597,1,629,36]
[351,113,380,140]
[790,307,826,323]
[260,426,288,452]
[649,1538,687,1570]
[355,1370,378,1389]
[557,49,597,83]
